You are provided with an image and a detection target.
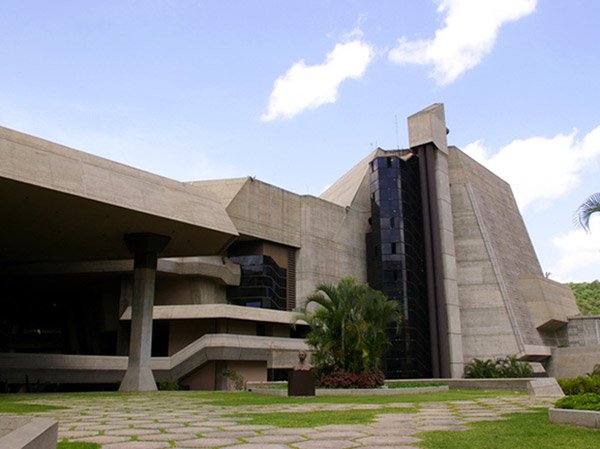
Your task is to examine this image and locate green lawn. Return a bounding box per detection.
[419,408,600,449]
[226,405,417,427]
[0,389,519,413]
[57,443,100,449]
[193,389,520,406]
[0,394,67,413]
[2,389,597,448]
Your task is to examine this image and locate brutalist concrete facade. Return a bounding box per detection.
[0,104,587,390]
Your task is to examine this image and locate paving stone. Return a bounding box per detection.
[263,427,318,435]
[314,424,373,432]
[58,430,99,438]
[105,428,162,436]
[176,437,240,447]
[225,424,275,431]
[306,431,367,439]
[367,428,422,436]
[292,440,360,449]
[219,445,292,449]
[201,431,258,438]
[102,442,170,449]
[71,435,131,444]
[137,433,197,441]
[166,426,218,434]
[355,435,423,445]
[244,434,306,443]
[74,424,129,431]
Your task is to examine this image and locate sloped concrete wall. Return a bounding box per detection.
[449,148,520,361]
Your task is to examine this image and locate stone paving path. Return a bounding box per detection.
[26,393,556,448]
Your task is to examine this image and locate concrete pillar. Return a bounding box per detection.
[119,233,170,392]
[408,103,464,378]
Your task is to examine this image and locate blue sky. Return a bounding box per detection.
[1,0,599,281]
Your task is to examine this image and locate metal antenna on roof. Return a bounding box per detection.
[395,114,400,150]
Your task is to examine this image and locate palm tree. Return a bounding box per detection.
[301,276,402,377]
[575,192,600,232]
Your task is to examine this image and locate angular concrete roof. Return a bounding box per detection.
[0,126,239,262]
[189,177,250,207]
[319,149,382,207]
[320,148,413,207]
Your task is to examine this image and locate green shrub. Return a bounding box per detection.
[558,376,600,395]
[589,364,600,378]
[464,355,533,378]
[157,380,180,391]
[555,393,600,411]
[317,370,384,389]
[223,369,245,390]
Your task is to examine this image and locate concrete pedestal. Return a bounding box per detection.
[288,370,315,396]
[119,233,170,392]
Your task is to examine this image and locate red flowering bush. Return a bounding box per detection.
[318,370,384,389]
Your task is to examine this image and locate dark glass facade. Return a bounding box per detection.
[226,255,287,310]
[366,155,431,378]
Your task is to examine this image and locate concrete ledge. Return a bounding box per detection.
[253,385,448,396]
[549,408,600,429]
[444,378,564,397]
[0,416,57,449]
[1,334,308,384]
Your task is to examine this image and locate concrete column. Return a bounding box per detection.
[119,233,170,392]
[408,103,464,378]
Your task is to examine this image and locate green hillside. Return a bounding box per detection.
[568,281,600,315]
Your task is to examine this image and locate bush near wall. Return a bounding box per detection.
[463,355,533,378]
[555,393,600,411]
[317,371,384,389]
[558,375,600,395]
[555,365,600,411]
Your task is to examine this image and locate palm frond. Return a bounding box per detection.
[575,192,600,232]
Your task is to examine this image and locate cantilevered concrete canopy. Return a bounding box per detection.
[0,126,239,263]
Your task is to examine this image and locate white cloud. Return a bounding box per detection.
[462,125,600,210]
[549,216,600,282]
[262,39,374,121]
[389,0,537,85]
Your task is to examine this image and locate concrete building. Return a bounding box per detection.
[0,104,593,391]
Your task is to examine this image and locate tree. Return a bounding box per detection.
[301,276,402,378]
[575,192,600,232]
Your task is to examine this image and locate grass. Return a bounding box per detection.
[57,442,101,449]
[226,406,417,427]
[257,381,447,390]
[195,389,520,406]
[0,394,67,413]
[419,409,600,449]
[0,389,520,411]
[386,381,447,388]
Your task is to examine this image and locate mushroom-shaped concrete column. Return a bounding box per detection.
[119,233,171,392]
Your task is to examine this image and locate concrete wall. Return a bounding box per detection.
[203,176,371,306]
[155,277,227,305]
[223,178,302,248]
[447,147,579,363]
[448,148,520,361]
[180,361,216,390]
[567,316,600,347]
[224,360,267,389]
[168,320,217,355]
[547,345,600,378]
[296,195,370,303]
[520,275,580,333]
